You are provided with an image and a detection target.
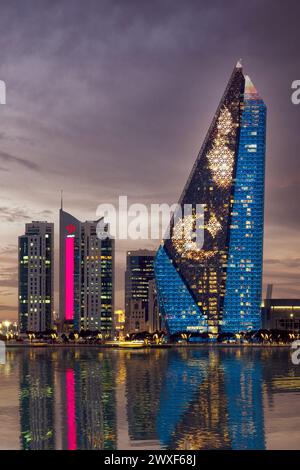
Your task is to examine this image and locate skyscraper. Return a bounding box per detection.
[125,249,156,334]
[18,221,54,333]
[59,209,114,335]
[154,62,266,334]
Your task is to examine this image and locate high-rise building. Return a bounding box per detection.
[154,62,266,334]
[125,249,156,334]
[261,299,300,332]
[59,209,114,335]
[18,221,54,333]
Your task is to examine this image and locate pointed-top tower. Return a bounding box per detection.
[154,63,266,334]
[244,74,260,98]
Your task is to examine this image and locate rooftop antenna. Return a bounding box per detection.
[265,283,273,308]
[266,283,273,300]
[60,189,63,210]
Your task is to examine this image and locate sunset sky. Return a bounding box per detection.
[1,0,300,321]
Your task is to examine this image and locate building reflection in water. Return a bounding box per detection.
[17,347,300,450]
[19,350,55,449]
[161,350,232,450]
[119,350,167,449]
[60,350,118,450]
[223,349,265,449]
[19,349,118,450]
[66,368,76,450]
[124,349,265,450]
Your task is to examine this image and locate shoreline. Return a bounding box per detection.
[4,342,291,349]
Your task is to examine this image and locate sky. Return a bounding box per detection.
[1,0,300,321]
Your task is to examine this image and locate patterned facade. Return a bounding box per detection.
[154,63,266,334]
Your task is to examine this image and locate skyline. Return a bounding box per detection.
[1,0,300,321]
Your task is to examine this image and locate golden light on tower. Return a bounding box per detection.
[172,214,217,260]
[115,309,125,339]
[206,213,222,238]
[115,309,125,324]
[207,107,235,188]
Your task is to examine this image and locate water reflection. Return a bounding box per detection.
[20,350,55,449]
[1,347,299,449]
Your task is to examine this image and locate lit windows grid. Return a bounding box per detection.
[18,223,53,333]
[60,210,114,334]
[125,253,156,327]
[156,66,245,333]
[222,98,266,332]
[154,246,207,334]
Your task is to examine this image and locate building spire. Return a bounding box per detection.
[244,75,259,97]
[236,58,243,69]
[60,189,63,210]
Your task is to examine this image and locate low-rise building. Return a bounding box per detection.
[126,300,147,334]
[261,299,300,332]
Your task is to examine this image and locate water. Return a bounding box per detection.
[0,347,299,450]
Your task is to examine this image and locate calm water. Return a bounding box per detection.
[0,347,300,450]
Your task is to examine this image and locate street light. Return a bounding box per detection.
[28,333,35,343]
[2,321,11,338]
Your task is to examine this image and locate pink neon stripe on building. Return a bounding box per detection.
[65,236,74,320]
[66,368,77,450]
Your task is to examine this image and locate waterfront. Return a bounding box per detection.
[0,347,299,450]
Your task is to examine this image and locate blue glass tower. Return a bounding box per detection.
[154,63,266,334]
[222,77,266,332]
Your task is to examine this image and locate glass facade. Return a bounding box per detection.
[154,64,266,334]
[60,210,114,335]
[155,246,207,333]
[222,79,266,332]
[99,235,115,334]
[59,210,81,331]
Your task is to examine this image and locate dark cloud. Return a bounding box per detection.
[0,304,16,312]
[265,258,300,269]
[0,244,17,256]
[0,266,17,289]
[0,207,31,222]
[0,151,39,171]
[0,290,13,297]
[0,206,53,222]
